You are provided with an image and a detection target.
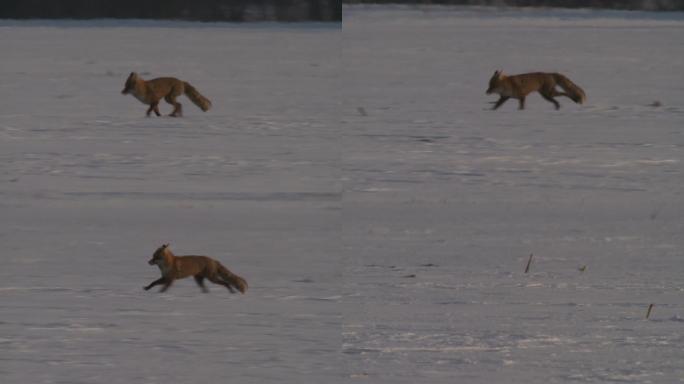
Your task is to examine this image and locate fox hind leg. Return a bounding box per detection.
[165,88,183,117]
[541,93,560,109]
[554,90,578,104]
[207,275,236,293]
[165,96,182,117]
[539,88,569,109]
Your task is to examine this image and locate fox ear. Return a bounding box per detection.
[162,243,169,249]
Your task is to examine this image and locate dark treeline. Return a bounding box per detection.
[0,0,342,21]
[344,0,684,11]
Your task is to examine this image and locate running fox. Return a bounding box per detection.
[144,244,247,294]
[486,70,586,110]
[121,72,212,117]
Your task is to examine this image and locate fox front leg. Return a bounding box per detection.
[492,96,510,110]
[144,277,165,291]
[146,101,161,117]
[194,276,209,293]
[518,97,526,110]
[159,279,175,293]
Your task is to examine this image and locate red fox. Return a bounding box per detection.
[144,244,247,294]
[486,70,586,110]
[121,72,212,117]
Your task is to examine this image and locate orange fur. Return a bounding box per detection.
[144,244,247,294]
[122,72,212,117]
[486,70,586,110]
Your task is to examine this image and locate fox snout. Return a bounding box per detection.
[121,88,129,95]
[148,259,156,265]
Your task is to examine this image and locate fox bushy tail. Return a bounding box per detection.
[553,74,586,104]
[183,82,212,112]
[217,263,248,293]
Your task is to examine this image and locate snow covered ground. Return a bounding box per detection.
[1,6,683,383]
[342,6,684,383]
[0,21,342,383]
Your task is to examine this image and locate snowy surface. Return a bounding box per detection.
[0,20,342,383]
[342,6,684,383]
[1,6,683,383]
